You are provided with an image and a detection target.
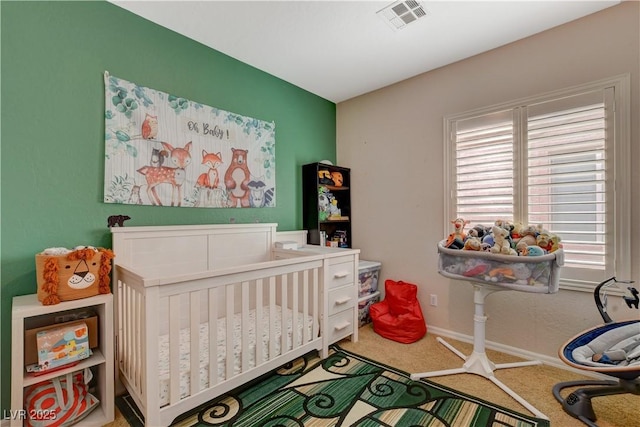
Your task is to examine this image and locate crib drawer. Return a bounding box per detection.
[328,309,355,343]
[328,284,356,316]
[327,259,355,289]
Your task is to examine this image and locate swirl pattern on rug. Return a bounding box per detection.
[163,346,548,427]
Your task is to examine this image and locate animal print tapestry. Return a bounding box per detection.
[103,72,276,208]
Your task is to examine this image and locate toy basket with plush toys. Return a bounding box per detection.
[438,218,564,293]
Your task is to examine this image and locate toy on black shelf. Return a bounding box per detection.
[333,230,348,247]
[107,214,130,227]
[330,171,343,187]
[318,170,334,185]
[318,187,332,221]
[328,198,341,218]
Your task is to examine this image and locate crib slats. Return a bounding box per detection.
[208,287,219,387]
[241,281,250,372]
[132,287,142,391]
[255,279,264,366]
[302,269,310,344]
[313,267,319,339]
[121,282,144,393]
[280,274,288,353]
[269,276,276,359]
[292,272,299,349]
[169,295,181,405]
[125,285,132,380]
[190,291,201,395]
[116,257,327,427]
[225,284,234,380]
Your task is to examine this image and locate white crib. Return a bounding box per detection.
[111,223,332,426]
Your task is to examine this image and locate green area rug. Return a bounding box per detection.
[116,345,549,427]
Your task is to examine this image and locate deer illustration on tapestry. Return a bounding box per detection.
[137,141,192,206]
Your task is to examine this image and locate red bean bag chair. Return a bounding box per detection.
[370,279,427,343]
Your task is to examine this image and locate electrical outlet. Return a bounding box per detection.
[430,294,438,306]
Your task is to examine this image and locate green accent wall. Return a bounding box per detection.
[0,1,336,411]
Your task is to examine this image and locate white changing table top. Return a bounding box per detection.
[273,244,360,258]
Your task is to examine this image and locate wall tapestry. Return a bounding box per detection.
[103,72,276,208]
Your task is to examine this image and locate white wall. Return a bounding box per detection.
[337,2,639,358]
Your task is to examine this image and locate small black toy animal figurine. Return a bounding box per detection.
[624,286,639,309]
[107,215,131,227]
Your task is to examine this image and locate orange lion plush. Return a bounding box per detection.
[36,247,115,305]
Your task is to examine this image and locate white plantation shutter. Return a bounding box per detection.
[453,110,515,224]
[526,91,610,278]
[445,77,629,289]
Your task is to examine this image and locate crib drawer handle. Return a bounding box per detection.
[333,271,349,279]
[335,297,352,305]
[334,321,351,331]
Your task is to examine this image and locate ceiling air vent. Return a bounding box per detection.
[377,0,428,30]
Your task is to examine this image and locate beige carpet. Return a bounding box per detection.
[105,325,639,427]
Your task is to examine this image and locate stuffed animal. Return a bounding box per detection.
[494,219,514,233]
[444,263,465,275]
[535,225,563,252]
[510,221,524,241]
[521,245,546,256]
[330,171,343,187]
[485,267,515,282]
[318,187,331,221]
[490,225,517,255]
[328,199,341,217]
[463,236,482,251]
[549,234,563,252]
[445,218,470,249]
[482,233,495,247]
[511,263,533,285]
[514,225,538,253]
[468,224,489,239]
[462,258,491,277]
[318,170,334,185]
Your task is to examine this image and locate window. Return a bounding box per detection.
[444,75,630,291]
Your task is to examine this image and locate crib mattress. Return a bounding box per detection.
[157,305,314,406]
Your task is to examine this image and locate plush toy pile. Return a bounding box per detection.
[439,218,564,287]
[444,218,562,256]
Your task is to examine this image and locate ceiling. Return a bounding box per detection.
[110,0,620,103]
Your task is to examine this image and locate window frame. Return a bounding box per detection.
[443,74,630,292]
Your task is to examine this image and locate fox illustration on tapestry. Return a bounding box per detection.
[137,141,192,206]
[196,150,223,189]
[196,150,227,208]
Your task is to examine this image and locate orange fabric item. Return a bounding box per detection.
[370,279,427,343]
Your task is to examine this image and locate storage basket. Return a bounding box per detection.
[35,248,114,305]
[437,240,564,293]
[358,291,381,327]
[358,260,381,298]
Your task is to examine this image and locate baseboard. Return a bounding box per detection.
[427,325,611,380]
